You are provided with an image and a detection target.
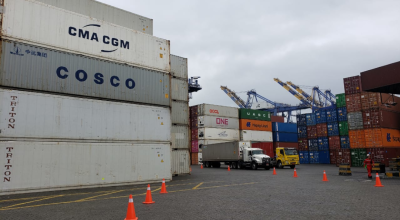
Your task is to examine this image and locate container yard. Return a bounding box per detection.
[1,1,400,220]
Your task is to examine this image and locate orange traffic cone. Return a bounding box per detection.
[190,167,192,172]
[160,178,168,194]
[374,173,384,187]
[322,170,329,182]
[201,164,203,169]
[273,167,277,175]
[293,168,298,178]
[142,184,155,204]
[228,165,231,171]
[124,195,138,220]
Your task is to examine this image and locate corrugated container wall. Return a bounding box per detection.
[239,120,272,131]
[240,130,273,142]
[308,139,319,151]
[362,109,400,130]
[171,150,190,175]
[171,78,188,102]
[337,107,347,122]
[198,116,239,130]
[171,101,189,125]
[170,55,188,79]
[306,113,316,126]
[239,109,271,121]
[336,93,346,108]
[272,123,297,133]
[0,40,170,106]
[326,109,338,122]
[2,0,170,72]
[273,132,298,143]
[34,0,154,35]
[298,126,307,138]
[198,104,238,118]
[327,122,339,136]
[171,125,189,149]
[299,151,310,164]
[318,137,329,150]
[344,76,362,95]
[315,110,327,124]
[198,128,240,141]
[346,94,362,113]
[296,115,307,126]
[0,89,171,142]
[298,138,309,151]
[0,142,171,193]
[347,112,364,130]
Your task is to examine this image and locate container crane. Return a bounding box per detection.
[287,81,323,107]
[188,76,202,99]
[273,78,311,106]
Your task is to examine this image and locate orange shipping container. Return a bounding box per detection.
[191,153,199,165]
[380,128,400,148]
[349,130,366,148]
[239,119,272,131]
[364,129,383,148]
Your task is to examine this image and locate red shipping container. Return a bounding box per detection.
[307,125,317,138]
[360,92,371,110]
[191,153,199,165]
[191,129,198,140]
[298,138,308,151]
[191,117,198,129]
[271,116,285,123]
[191,140,199,153]
[367,148,400,167]
[336,149,351,166]
[362,109,400,130]
[328,136,341,150]
[346,94,362,113]
[317,123,328,137]
[361,93,400,112]
[252,142,274,157]
[344,75,362,95]
[273,142,298,149]
[330,150,337,165]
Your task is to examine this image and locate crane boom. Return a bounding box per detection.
[220,86,248,108]
[313,87,335,105]
[286,81,323,107]
[273,78,311,106]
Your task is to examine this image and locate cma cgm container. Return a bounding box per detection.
[198,116,239,129]
[296,115,307,126]
[2,0,170,72]
[317,137,329,150]
[298,126,307,138]
[299,151,310,164]
[0,40,171,106]
[198,128,239,141]
[170,55,188,79]
[336,93,346,108]
[337,107,347,122]
[315,110,327,124]
[346,94,362,113]
[239,109,271,121]
[198,104,238,118]
[347,112,364,130]
[35,0,154,35]
[272,122,297,133]
[0,142,171,194]
[327,122,339,136]
[171,78,188,102]
[306,113,316,126]
[239,119,272,131]
[171,101,189,125]
[273,132,298,143]
[0,89,171,142]
[362,109,400,130]
[326,108,338,122]
[171,125,189,149]
[344,75,362,95]
[308,139,319,151]
[240,130,273,142]
[171,149,190,175]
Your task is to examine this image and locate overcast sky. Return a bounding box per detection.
[99,0,400,109]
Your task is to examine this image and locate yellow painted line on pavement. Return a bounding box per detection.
[0,195,64,210]
[192,182,204,189]
[74,190,126,202]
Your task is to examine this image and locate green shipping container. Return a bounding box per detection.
[351,148,367,167]
[239,109,271,121]
[339,121,349,136]
[336,93,346,108]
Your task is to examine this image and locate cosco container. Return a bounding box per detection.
[315,110,327,124]
[362,109,400,130]
[336,93,346,108]
[318,150,330,164]
[306,113,316,126]
[238,109,271,121]
[327,122,339,136]
[340,136,350,149]
[198,116,239,129]
[240,130,273,142]
[171,125,189,149]
[273,132,298,143]
[198,104,238,118]
[326,108,338,122]
[299,151,310,164]
[239,119,272,131]
[344,75,362,95]
[171,78,188,102]
[309,151,319,164]
[308,139,319,151]
[317,137,329,150]
[0,89,171,142]
[298,126,308,138]
[171,101,189,125]
[337,107,347,122]
[272,122,297,133]
[296,114,307,126]
[35,0,154,35]
[328,136,341,150]
[171,149,190,175]
[170,55,188,79]
[347,112,364,130]
[0,141,171,193]
[298,138,309,151]
[0,40,170,106]
[198,128,239,141]
[339,121,349,136]
[2,0,170,72]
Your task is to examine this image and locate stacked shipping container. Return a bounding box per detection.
[297,114,309,164]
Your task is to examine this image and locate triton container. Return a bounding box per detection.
[171,149,190,176]
[171,78,189,102]
[171,125,189,149]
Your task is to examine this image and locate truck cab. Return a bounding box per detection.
[240,147,271,170]
[274,147,299,169]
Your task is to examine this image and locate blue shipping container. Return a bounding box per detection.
[297,126,307,138]
[327,122,339,136]
[273,132,298,143]
[340,136,350,149]
[272,122,297,133]
[309,151,319,164]
[326,108,338,122]
[315,110,327,124]
[297,115,307,126]
[299,151,309,164]
[306,113,316,126]
[308,139,319,151]
[318,137,329,150]
[337,107,347,122]
[318,150,330,164]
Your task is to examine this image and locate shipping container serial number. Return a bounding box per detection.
[56,66,135,89]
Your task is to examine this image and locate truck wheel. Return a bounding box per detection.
[251,163,258,170]
[233,162,238,169]
[277,161,283,169]
[205,161,210,168]
[264,166,270,170]
[238,162,243,169]
[290,165,295,169]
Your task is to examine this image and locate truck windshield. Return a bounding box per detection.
[285,149,298,155]
[252,150,264,155]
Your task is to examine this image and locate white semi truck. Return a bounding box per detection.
[201,141,271,170]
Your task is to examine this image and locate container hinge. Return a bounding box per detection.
[0,6,4,14]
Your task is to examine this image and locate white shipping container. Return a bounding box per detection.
[198,104,238,118]
[198,128,240,141]
[171,149,190,175]
[198,116,239,129]
[198,153,203,164]
[35,0,154,35]
[0,89,171,142]
[171,125,189,149]
[170,55,188,79]
[171,78,188,102]
[0,141,171,194]
[240,130,273,142]
[2,0,170,72]
[171,101,189,125]
[197,140,231,152]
